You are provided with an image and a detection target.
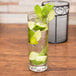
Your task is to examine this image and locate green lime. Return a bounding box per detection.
[29,51,39,60]
[30,60,38,65]
[48,9,55,22]
[28,29,35,41]
[28,21,35,30]
[33,30,41,41]
[36,56,47,62]
[28,29,41,45]
[30,56,47,65]
[30,36,39,45]
[29,51,47,65]
[30,60,46,65]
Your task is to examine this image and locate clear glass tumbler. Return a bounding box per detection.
[28,13,48,72]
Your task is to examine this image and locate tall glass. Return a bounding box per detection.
[28,13,48,72]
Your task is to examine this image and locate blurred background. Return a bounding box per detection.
[0,0,76,25]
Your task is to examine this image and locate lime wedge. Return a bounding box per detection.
[28,29,39,45]
[33,30,41,41]
[48,9,55,22]
[29,51,47,65]
[28,29,35,41]
[36,56,47,62]
[29,51,39,60]
[35,56,47,65]
[28,21,35,30]
[28,29,41,45]
[30,55,47,65]
[30,60,38,65]
[30,36,39,45]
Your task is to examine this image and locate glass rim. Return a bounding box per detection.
[27,11,36,20]
[28,11,35,15]
[42,0,70,7]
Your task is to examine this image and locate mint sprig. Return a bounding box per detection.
[34,5,42,19]
[34,3,55,24]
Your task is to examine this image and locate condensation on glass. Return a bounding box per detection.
[42,0,70,43]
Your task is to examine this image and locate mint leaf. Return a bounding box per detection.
[33,25,46,31]
[42,3,50,16]
[34,3,55,24]
[42,3,54,17]
[41,3,54,23]
[42,17,47,24]
[34,5,42,18]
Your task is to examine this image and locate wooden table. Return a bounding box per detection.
[0,24,76,76]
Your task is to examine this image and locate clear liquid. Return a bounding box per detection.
[28,28,48,72]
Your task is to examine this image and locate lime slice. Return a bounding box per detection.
[33,30,41,41]
[28,21,35,30]
[36,56,47,62]
[30,56,47,65]
[30,60,38,65]
[30,36,39,45]
[28,29,41,45]
[48,9,55,22]
[29,51,47,65]
[29,51,39,60]
[28,29,39,45]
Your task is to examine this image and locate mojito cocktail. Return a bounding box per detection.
[28,3,55,72]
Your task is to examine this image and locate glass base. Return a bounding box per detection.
[29,65,48,72]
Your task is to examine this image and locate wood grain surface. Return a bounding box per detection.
[0,24,76,76]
